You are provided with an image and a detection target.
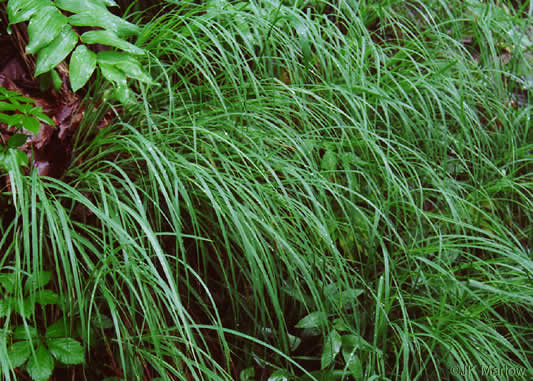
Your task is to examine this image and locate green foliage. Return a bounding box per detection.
[0,270,84,381]
[0,86,54,172]
[0,0,531,380]
[3,0,152,99]
[286,303,379,380]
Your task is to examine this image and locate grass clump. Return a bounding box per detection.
[1,0,531,380]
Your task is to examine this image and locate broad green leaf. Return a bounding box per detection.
[24,271,52,293]
[321,330,342,369]
[0,113,24,127]
[81,30,144,55]
[342,351,363,379]
[321,150,337,171]
[34,112,55,126]
[7,134,29,148]
[0,297,14,317]
[0,113,11,124]
[35,290,60,305]
[7,0,50,25]
[13,94,36,103]
[288,332,302,352]
[70,46,97,92]
[26,6,68,54]
[35,25,78,76]
[14,297,35,318]
[0,89,35,103]
[333,318,350,332]
[341,334,372,352]
[0,272,17,292]
[69,10,140,37]
[342,288,364,300]
[26,345,54,381]
[96,50,140,66]
[0,101,20,111]
[12,148,29,168]
[15,104,35,114]
[99,63,127,86]
[341,288,364,309]
[308,369,345,381]
[22,116,40,135]
[94,314,114,329]
[116,61,152,84]
[324,283,339,301]
[51,69,62,91]
[114,84,132,104]
[240,367,255,381]
[295,311,328,329]
[56,0,117,13]
[97,51,152,83]
[268,369,290,381]
[13,325,39,340]
[7,341,31,368]
[45,321,68,338]
[47,338,84,364]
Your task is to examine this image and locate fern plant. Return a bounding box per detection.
[1,0,153,102]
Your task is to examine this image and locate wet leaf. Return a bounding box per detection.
[7,341,31,368]
[13,325,39,340]
[288,332,302,351]
[14,297,35,318]
[70,46,97,92]
[0,272,17,292]
[35,25,78,76]
[321,330,341,369]
[321,150,337,171]
[97,51,152,84]
[0,113,24,126]
[35,290,60,305]
[268,369,290,381]
[26,345,54,381]
[343,351,363,379]
[99,63,127,86]
[24,271,52,293]
[0,297,14,317]
[81,30,144,55]
[69,10,140,37]
[115,84,132,104]
[55,0,118,13]
[7,0,49,25]
[47,338,84,364]
[45,321,68,338]
[240,367,255,381]
[26,6,68,54]
[295,311,328,329]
